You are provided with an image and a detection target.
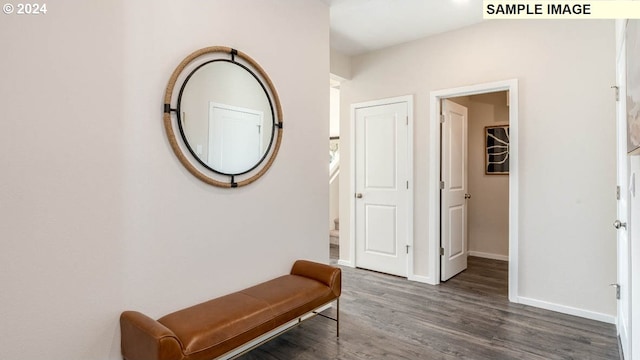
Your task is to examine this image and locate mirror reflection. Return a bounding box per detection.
[178,61,274,175]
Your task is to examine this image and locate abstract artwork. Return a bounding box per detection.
[485,125,509,175]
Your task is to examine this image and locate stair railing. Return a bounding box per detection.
[330,136,340,184]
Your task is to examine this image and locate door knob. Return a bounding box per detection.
[355,193,363,199]
[614,220,627,229]
[464,193,471,199]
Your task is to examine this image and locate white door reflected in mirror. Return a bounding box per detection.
[208,103,263,174]
[179,60,274,175]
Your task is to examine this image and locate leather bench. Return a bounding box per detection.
[120,260,341,360]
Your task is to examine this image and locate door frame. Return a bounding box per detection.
[428,79,519,303]
[348,95,415,278]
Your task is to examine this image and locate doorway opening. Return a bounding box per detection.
[442,92,510,283]
[429,79,519,302]
[329,76,341,263]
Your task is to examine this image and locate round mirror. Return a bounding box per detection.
[163,47,283,188]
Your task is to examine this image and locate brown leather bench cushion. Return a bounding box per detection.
[121,260,341,360]
[158,292,275,359]
[157,274,335,360]
[241,274,335,329]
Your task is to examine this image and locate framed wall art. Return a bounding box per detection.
[485,125,509,175]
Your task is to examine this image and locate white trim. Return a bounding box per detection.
[349,95,415,279]
[408,274,433,284]
[429,79,519,302]
[517,296,616,325]
[468,251,509,262]
[615,19,632,360]
[337,259,354,268]
[348,104,358,268]
[427,92,440,286]
[348,101,357,268]
[406,96,415,280]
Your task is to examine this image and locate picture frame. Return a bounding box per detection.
[485,125,510,175]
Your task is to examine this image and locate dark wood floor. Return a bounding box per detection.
[238,251,619,360]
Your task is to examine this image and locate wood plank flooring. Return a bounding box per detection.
[238,255,619,360]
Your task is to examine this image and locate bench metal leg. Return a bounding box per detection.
[227,298,341,359]
[336,298,340,338]
[311,298,340,338]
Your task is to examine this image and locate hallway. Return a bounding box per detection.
[240,256,619,359]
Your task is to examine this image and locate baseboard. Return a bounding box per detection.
[408,273,436,285]
[517,296,616,324]
[468,251,509,262]
[337,259,354,268]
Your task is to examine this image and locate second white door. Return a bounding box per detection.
[354,100,410,277]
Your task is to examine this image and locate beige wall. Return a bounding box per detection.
[0,1,329,359]
[458,92,510,260]
[330,48,352,80]
[339,20,617,318]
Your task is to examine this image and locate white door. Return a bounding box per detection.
[354,101,409,277]
[615,33,631,359]
[208,103,263,174]
[440,99,469,281]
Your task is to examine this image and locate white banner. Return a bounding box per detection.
[483,1,640,19]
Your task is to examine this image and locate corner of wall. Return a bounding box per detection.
[330,48,352,80]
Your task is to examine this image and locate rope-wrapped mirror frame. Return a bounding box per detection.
[163,46,283,188]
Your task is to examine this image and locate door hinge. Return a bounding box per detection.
[611,283,621,300]
[406,116,409,126]
[617,185,621,200]
[406,180,409,189]
[612,85,620,102]
[406,245,410,254]
[439,181,445,190]
[440,114,445,123]
[440,247,445,256]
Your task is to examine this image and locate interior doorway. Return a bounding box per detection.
[441,92,511,282]
[429,79,519,302]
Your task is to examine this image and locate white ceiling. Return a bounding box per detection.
[326,0,485,56]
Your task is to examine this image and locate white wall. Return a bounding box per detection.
[339,20,617,318]
[0,1,329,359]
